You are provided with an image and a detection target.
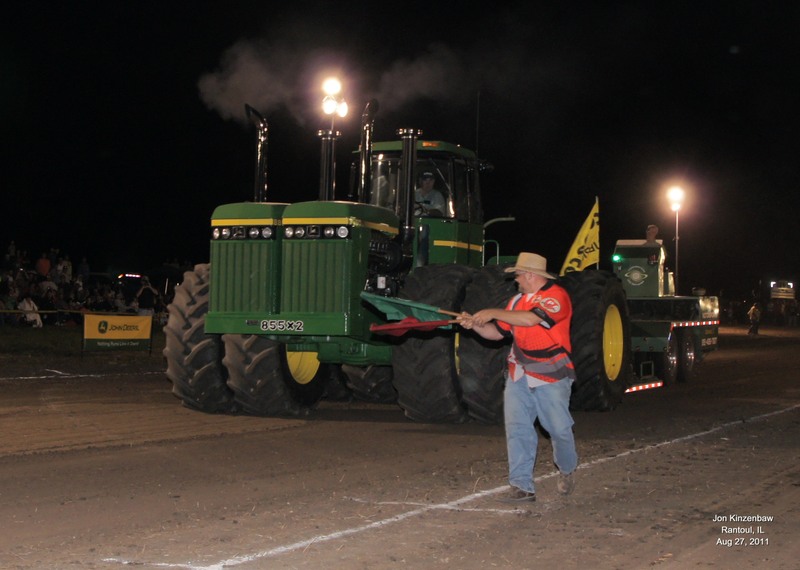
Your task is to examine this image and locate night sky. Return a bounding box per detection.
[3,1,799,299]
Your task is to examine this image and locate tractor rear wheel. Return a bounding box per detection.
[392,264,474,423]
[163,264,235,413]
[457,264,515,424]
[342,365,396,403]
[560,270,631,411]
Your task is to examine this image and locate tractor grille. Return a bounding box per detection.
[281,240,350,313]
[210,241,275,313]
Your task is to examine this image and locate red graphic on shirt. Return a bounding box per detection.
[539,297,561,313]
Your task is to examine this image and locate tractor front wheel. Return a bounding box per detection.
[223,337,330,415]
[163,264,235,413]
[223,334,302,416]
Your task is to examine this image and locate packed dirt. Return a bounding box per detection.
[0,326,798,569]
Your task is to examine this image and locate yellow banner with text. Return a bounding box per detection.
[83,314,153,351]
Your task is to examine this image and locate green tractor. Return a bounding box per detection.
[164,101,631,423]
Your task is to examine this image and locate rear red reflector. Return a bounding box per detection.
[625,381,664,393]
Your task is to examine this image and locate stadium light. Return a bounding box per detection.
[667,186,685,294]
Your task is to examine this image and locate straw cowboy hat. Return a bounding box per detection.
[504,252,557,279]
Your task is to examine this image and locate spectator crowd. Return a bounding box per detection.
[1,240,180,327]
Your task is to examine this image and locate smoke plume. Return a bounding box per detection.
[198,40,484,126]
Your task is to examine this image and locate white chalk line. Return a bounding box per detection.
[0,371,163,381]
[104,402,800,570]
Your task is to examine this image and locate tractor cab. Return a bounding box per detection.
[612,239,674,298]
[348,137,491,268]
[362,140,485,224]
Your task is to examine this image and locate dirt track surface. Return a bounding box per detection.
[0,326,798,569]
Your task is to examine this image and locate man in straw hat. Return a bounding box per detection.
[458,252,577,502]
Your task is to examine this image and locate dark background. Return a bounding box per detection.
[3,1,798,300]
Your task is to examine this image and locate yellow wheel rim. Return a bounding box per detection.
[454,332,461,375]
[602,304,624,381]
[286,351,321,385]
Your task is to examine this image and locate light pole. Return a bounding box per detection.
[667,186,685,294]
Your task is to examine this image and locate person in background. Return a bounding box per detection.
[135,277,159,316]
[643,224,660,245]
[35,252,51,279]
[18,292,43,327]
[747,302,761,336]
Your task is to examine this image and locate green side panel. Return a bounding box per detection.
[314,338,394,366]
[418,218,483,267]
[630,320,672,352]
[688,323,720,352]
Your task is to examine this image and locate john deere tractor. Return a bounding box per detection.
[164,101,631,423]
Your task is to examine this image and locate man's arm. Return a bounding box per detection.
[458,308,543,340]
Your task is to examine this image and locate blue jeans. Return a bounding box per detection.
[504,375,578,493]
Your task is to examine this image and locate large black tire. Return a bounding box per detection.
[559,270,631,411]
[457,264,516,424]
[676,329,697,383]
[163,264,235,413]
[322,366,352,401]
[392,264,475,422]
[223,335,331,415]
[341,365,396,403]
[222,334,301,416]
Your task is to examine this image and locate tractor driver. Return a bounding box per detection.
[643,224,666,265]
[414,172,446,216]
[644,224,659,245]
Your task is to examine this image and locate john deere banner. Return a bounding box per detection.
[83,314,153,352]
[560,198,600,275]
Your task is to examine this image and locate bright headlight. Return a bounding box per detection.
[262,227,273,239]
[336,226,349,238]
[284,227,295,238]
[323,226,336,238]
[248,227,261,239]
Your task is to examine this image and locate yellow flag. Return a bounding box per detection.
[560,198,599,275]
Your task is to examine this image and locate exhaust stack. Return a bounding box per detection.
[245,105,268,202]
[397,128,421,252]
[318,129,339,201]
[356,99,379,203]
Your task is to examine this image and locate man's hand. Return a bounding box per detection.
[457,311,475,329]
[457,310,504,340]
